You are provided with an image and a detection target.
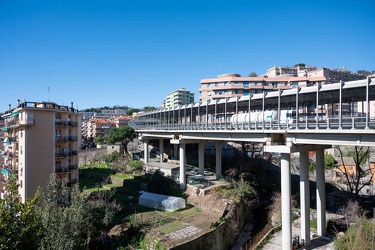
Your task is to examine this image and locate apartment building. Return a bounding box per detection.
[199,73,326,102]
[85,118,115,140]
[165,88,194,108]
[80,109,129,121]
[112,115,133,128]
[0,101,81,202]
[266,65,367,83]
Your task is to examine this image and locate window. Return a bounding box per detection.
[215,82,218,87]
[224,82,228,86]
[244,90,249,96]
[233,82,238,85]
[207,83,211,88]
[234,90,238,94]
[243,82,249,87]
[254,82,259,86]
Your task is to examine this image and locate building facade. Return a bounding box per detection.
[199,73,326,102]
[165,88,194,108]
[85,118,115,140]
[0,101,81,202]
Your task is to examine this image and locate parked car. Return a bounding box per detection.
[204,170,213,176]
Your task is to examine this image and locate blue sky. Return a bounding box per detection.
[0,0,374,111]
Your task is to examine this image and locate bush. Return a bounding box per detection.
[333,200,372,250]
[128,160,144,174]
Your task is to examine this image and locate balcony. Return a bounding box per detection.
[19,118,35,126]
[55,151,78,158]
[67,136,77,142]
[68,164,78,170]
[67,121,77,127]
[55,121,67,127]
[55,136,66,142]
[55,167,69,173]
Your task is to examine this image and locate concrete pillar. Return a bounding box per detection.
[173,144,178,159]
[198,141,205,175]
[316,147,326,236]
[159,139,164,163]
[143,140,149,163]
[300,149,311,246]
[215,141,222,179]
[179,143,186,189]
[281,153,292,250]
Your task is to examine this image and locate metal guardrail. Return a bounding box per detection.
[131,117,375,131]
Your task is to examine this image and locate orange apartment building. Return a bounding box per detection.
[333,157,375,186]
[83,115,133,141]
[86,118,115,140]
[0,101,81,202]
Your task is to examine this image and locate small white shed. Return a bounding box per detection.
[138,192,186,212]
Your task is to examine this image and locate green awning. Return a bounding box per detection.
[2,111,19,118]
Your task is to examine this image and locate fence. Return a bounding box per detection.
[240,220,278,250]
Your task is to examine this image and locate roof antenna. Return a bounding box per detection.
[47,86,50,101]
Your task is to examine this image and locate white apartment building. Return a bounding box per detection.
[165,88,194,108]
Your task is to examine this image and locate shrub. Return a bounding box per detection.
[128,160,144,174]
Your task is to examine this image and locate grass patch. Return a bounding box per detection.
[310,219,317,229]
[105,183,122,188]
[157,220,188,234]
[79,178,100,189]
[112,192,132,204]
[113,173,135,180]
[84,186,110,192]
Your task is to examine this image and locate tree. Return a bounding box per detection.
[106,125,136,161]
[38,174,121,249]
[248,72,257,77]
[324,154,338,170]
[143,106,157,112]
[336,146,373,197]
[127,108,140,116]
[38,175,92,250]
[147,170,177,195]
[94,135,105,145]
[294,63,306,68]
[0,178,43,250]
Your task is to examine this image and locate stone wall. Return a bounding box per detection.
[171,198,254,250]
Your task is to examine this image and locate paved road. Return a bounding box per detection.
[262,225,334,250]
[262,215,337,250]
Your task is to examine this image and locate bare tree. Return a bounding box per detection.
[336,146,374,196]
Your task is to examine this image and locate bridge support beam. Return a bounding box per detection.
[215,141,222,179]
[143,140,149,163]
[159,139,164,163]
[179,143,186,189]
[281,152,292,250]
[198,141,205,175]
[300,149,311,246]
[316,147,326,236]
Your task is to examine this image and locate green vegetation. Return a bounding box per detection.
[106,125,136,161]
[0,178,42,250]
[93,135,105,145]
[333,200,373,250]
[0,174,120,250]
